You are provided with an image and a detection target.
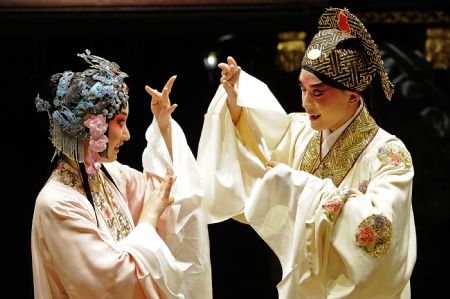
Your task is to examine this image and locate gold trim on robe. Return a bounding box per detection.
[90,174,134,242]
[52,161,134,242]
[300,106,379,186]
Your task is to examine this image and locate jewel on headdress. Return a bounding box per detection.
[338,10,351,33]
[36,49,130,164]
[307,48,321,60]
[302,7,394,101]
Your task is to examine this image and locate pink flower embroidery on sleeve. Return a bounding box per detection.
[377,143,412,169]
[356,226,376,246]
[322,188,350,222]
[355,214,392,257]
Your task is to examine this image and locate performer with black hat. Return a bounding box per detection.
[199,7,416,299]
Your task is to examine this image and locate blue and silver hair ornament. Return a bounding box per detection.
[35,49,129,163]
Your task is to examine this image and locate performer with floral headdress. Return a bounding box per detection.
[198,7,416,298]
[32,50,211,299]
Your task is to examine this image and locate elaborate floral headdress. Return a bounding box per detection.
[301,7,394,101]
[35,49,129,174]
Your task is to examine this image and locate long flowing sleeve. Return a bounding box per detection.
[106,160,195,299]
[32,118,210,299]
[245,136,416,298]
[141,118,212,299]
[197,70,292,223]
[31,181,187,299]
[197,69,416,298]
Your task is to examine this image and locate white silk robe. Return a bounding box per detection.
[198,71,416,298]
[32,119,211,299]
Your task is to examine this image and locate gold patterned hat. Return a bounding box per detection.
[302,7,394,101]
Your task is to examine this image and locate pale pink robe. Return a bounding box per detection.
[32,119,211,299]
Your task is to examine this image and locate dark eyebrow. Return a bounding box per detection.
[299,80,328,87]
[311,82,327,88]
[300,80,327,88]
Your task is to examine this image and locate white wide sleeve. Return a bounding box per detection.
[246,144,416,298]
[142,118,212,299]
[120,222,189,298]
[32,187,186,299]
[244,164,331,289]
[197,70,290,223]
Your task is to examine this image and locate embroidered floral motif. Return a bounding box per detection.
[377,143,412,169]
[104,207,111,219]
[91,175,132,242]
[51,162,84,194]
[355,214,392,257]
[323,188,351,222]
[358,180,369,194]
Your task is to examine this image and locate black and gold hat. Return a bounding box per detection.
[302,7,394,101]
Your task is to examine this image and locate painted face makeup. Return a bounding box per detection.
[299,69,359,132]
[102,105,131,162]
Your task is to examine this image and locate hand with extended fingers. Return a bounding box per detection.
[218,56,242,124]
[140,167,176,228]
[145,75,178,132]
[218,56,241,95]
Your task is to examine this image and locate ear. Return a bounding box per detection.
[348,92,360,104]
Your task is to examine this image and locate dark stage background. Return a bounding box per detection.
[1,1,449,298]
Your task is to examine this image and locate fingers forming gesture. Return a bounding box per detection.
[145,75,178,131]
[140,167,176,228]
[218,56,242,124]
[218,56,241,98]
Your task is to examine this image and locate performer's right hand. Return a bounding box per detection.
[139,167,175,228]
[218,56,242,124]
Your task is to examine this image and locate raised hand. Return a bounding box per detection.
[219,56,241,85]
[145,75,178,132]
[139,167,175,228]
[218,56,242,124]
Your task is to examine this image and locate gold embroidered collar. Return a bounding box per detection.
[300,106,378,186]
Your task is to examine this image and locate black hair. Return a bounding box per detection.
[361,74,385,122]
[79,163,99,225]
